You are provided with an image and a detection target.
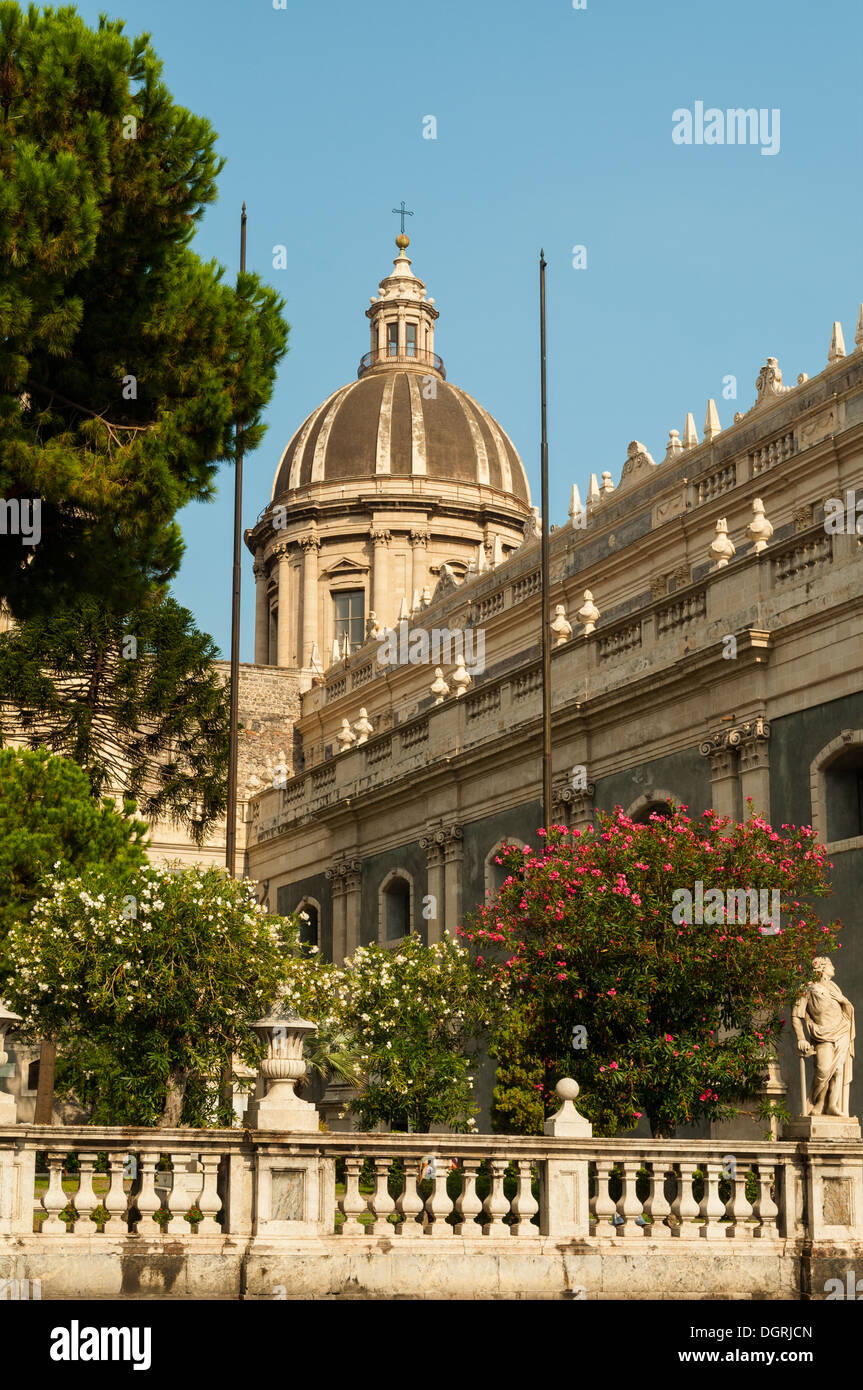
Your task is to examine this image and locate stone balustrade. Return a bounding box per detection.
[2,1124,861,1298]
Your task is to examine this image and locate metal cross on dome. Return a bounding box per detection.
[392,201,414,234]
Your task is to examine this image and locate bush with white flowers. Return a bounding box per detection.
[339,933,503,1133]
[5,862,317,1127]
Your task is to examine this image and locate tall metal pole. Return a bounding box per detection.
[539,249,552,829]
[225,202,247,874]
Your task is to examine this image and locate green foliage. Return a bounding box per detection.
[0,747,147,950]
[464,806,841,1137]
[339,934,502,1133]
[0,592,230,840]
[0,2,288,615]
[4,861,303,1125]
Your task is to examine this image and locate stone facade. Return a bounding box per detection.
[235,296,863,1132]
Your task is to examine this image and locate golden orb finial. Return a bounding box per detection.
[396,232,410,251]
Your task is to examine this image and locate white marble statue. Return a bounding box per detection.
[793,957,855,1117]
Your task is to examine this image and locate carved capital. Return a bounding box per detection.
[370,528,392,546]
[409,529,430,548]
[422,822,462,863]
[729,716,770,748]
[327,856,361,888]
[298,534,321,554]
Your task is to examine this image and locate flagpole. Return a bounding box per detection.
[225,202,247,874]
[539,249,552,829]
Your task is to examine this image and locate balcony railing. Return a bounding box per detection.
[358,347,446,379]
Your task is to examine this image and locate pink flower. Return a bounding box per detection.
[664,1034,673,1042]
[609,1061,619,1070]
[607,988,616,996]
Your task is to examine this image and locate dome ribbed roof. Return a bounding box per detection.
[271,370,529,503]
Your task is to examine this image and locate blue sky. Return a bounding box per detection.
[77,0,863,658]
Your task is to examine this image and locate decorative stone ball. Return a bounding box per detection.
[556,1078,580,1102]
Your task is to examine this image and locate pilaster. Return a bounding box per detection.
[253,555,269,666]
[299,534,321,670]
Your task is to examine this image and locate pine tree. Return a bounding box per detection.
[0,746,148,948]
[0,592,231,841]
[0,4,288,616]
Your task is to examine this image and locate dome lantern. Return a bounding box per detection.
[360,234,444,380]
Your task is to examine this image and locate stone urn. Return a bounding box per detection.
[747,497,774,554]
[577,590,600,637]
[710,518,736,568]
[451,657,472,698]
[0,1001,21,1123]
[244,1012,320,1133]
[430,667,449,704]
[550,603,572,646]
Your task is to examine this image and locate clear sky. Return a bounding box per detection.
[75,0,863,659]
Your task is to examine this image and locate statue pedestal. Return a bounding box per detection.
[782,1114,861,1141]
[244,1090,319,1133]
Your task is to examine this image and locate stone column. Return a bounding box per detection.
[276,545,293,669]
[420,832,446,944]
[409,529,429,601]
[299,534,320,670]
[326,862,347,965]
[344,860,362,958]
[370,528,391,626]
[442,824,463,937]
[253,555,270,666]
[699,732,738,819]
[735,717,771,818]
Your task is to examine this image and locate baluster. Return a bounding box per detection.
[643,1162,673,1239]
[425,1162,454,1239]
[671,1162,701,1239]
[698,1160,727,1240]
[482,1159,511,1237]
[752,1163,779,1238]
[338,1157,367,1236]
[395,1159,425,1234]
[511,1159,540,1238]
[165,1152,203,1236]
[369,1157,396,1236]
[723,1161,754,1238]
[40,1152,69,1235]
[196,1154,223,1234]
[133,1154,164,1236]
[454,1159,483,1238]
[73,1154,99,1233]
[616,1159,646,1238]
[592,1160,617,1235]
[102,1153,130,1235]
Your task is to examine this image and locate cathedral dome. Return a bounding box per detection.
[270,371,529,501]
[269,232,530,508]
